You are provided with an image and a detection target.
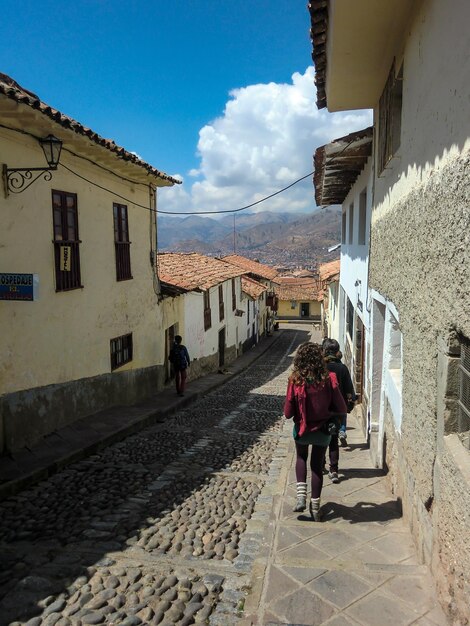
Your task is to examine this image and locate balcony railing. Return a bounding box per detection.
[115,242,132,281]
[54,240,82,291]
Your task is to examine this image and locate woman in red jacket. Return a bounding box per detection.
[284,342,347,521]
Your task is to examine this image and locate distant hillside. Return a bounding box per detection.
[158,207,341,267]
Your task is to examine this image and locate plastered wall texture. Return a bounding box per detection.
[0,365,166,453]
[370,152,470,622]
[434,435,470,624]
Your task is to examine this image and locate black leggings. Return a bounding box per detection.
[295,443,327,499]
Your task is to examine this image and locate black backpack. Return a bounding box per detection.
[171,345,188,369]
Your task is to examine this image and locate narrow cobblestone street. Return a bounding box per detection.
[0,329,308,626]
[0,328,448,626]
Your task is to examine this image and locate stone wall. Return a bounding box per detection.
[0,365,166,454]
[371,153,470,622]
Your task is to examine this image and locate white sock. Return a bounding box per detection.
[296,482,307,499]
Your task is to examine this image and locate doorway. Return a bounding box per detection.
[301,302,310,317]
[165,324,177,382]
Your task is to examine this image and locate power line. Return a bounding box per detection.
[60,162,314,216]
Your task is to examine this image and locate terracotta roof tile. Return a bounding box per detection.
[0,72,180,186]
[319,259,340,282]
[157,253,245,291]
[275,277,320,301]
[241,276,267,299]
[222,254,279,281]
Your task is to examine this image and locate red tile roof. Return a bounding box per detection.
[319,260,340,283]
[242,276,267,300]
[0,73,180,186]
[157,253,245,291]
[275,277,320,301]
[222,255,279,281]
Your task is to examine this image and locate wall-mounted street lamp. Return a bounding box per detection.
[2,134,63,197]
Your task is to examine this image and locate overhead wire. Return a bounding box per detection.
[59,162,314,215]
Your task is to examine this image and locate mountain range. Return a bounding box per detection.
[157,206,341,268]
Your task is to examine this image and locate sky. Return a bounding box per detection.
[1,1,372,216]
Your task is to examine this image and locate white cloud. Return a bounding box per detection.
[159,67,372,216]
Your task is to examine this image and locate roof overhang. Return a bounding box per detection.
[309,0,417,111]
[314,126,373,205]
[0,74,180,187]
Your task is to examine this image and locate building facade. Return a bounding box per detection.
[309,0,470,620]
[157,253,245,378]
[0,74,179,455]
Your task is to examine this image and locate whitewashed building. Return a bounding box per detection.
[157,253,245,377]
[314,128,373,435]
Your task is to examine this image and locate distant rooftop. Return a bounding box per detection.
[241,276,267,300]
[157,253,245,291]
[223,254,279,282]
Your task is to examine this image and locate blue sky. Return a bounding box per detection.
[1,1,371,215]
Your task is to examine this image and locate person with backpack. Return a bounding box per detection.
[283,342,347,521]
[322,338,356,483]
[169,335,190,397]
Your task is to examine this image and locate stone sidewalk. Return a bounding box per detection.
[242,412,450,626]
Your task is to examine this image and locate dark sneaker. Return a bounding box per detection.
[339,432,347,447]
[328,471,340,484]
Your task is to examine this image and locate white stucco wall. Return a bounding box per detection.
[0,127,164,393]
[183,277,241,363]
[339,157,372,335]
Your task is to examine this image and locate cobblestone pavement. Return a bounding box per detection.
[0,329,306,626]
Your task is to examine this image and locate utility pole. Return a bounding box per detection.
[233,214,236,254]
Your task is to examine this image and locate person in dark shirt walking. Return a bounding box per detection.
[322,338,356,483]
[169,335,190,397]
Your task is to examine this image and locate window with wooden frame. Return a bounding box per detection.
[110,333,133,370]
[113,203,132,281]
[52,190,82,292]
[348,202,354,245]
[346,296,354,340]
[358,189,367,245]
[378,61,403,174]
[219,284,225,321]
[203,289,212,331]
[232,279,236,311]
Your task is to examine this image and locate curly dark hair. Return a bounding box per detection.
[289,342,329,386]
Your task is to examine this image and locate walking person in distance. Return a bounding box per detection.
[284,342,347,521]
[169,335,190,397]
[322,337,356,484]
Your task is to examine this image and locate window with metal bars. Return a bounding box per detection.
[52,190,82,292]
[110,333,133,370]
[458,340,470,449]
[113,203,132,281]
[346,297,354,340]
[232,279,236,311]
[378,61,403,174]
[219,284,225,321]
[203,290,211,331]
